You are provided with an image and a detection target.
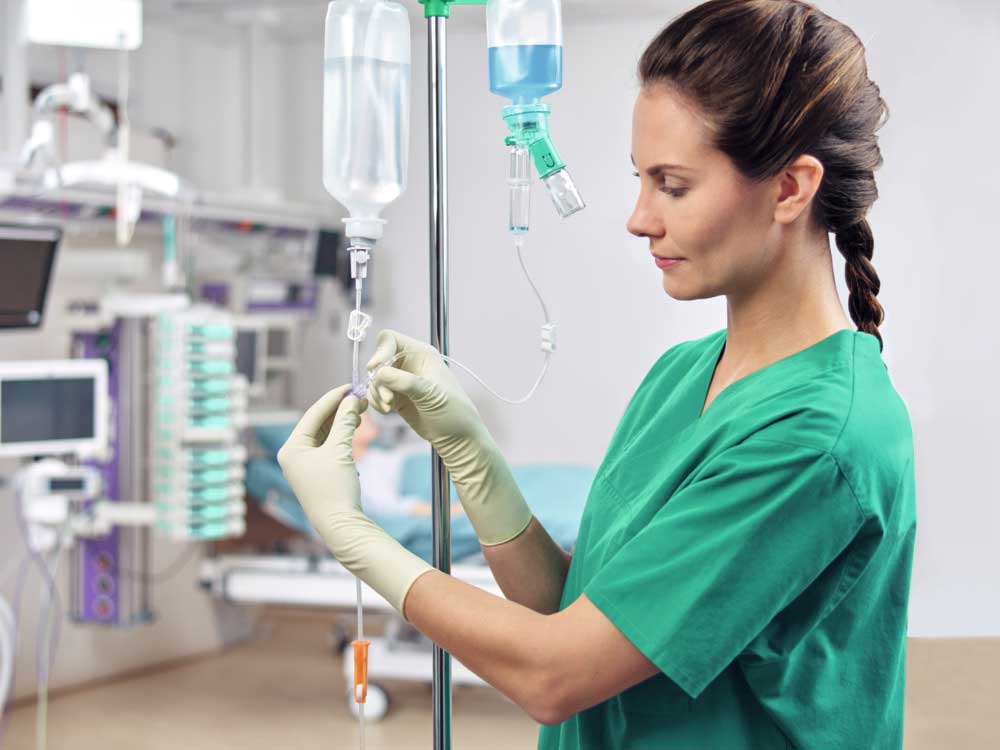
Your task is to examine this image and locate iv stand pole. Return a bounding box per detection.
[427,12,453,750]
[421,3,487,747]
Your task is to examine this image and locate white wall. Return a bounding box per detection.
[286,1,1000,637]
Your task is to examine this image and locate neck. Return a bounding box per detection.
[721,234,852,376]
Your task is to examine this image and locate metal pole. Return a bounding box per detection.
[427,14,452,750]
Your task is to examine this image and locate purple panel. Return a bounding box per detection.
[200,283,230,307]
[246,281,319,313]
[74,325,122,625]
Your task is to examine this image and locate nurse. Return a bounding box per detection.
[277,0,916,747]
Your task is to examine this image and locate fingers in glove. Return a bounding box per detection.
[367,330,402,372]
[325,394,369,462]
[367,329,438,373]
[372,366,432,405]
[285,384,352,450]
[367,380,393,414]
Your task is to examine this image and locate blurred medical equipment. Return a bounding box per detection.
[0,291,254,743]
[0,359,107,750]
[6,299,249,625]
[15,0,192,249]
[148,304,249,541]
[234,318,269,399]
[0,339,246,607]
[0,359,108,460]
[20,67,191,248]
[23,0,143,51]
[0,224,61,329]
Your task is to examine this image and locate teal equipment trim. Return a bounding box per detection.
[502,104,566,179]
[418,0,487,19]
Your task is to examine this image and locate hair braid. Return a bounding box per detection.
[834,218,885,350]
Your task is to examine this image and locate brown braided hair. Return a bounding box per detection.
[639,0,889,349]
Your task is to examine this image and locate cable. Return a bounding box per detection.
[118,543,199,585]
[1,485,63,750]
[0,596,15,727]
[34,543,64,750]
[0,557,31,748]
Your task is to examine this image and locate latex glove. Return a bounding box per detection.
[277,385,433,616]
[366,331,533,547]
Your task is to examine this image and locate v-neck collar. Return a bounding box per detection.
[695,328,860,421]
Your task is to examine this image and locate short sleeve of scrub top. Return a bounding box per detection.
[584,436,865,699]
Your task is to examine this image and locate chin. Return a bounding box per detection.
[661,278,705,302]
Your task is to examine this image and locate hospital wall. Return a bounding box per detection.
[286,1,1000,639]
[0,25,260,701]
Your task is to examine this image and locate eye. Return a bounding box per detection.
[660,187,689,199]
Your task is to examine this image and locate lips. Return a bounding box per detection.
[654,255,685,269]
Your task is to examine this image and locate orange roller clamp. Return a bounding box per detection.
[352,640,370,704]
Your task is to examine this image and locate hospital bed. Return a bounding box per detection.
[199,422,593,719]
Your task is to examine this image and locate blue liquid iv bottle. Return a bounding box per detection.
[487,0,584,223]
[488,43,563,105]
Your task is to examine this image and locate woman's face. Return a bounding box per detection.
[627,84,780,301]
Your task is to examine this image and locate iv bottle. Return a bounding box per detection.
[324,0,411,244]
[487,0,583,222]
[487,0,563,105]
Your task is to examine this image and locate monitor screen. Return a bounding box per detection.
[0,378,96,444]
[0,225,61,329]
[49,477,87,492]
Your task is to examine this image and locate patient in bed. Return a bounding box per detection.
[354,411,465,519]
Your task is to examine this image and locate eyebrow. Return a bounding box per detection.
[630,155,695,176]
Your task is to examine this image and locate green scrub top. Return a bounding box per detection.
[537,329,916,750]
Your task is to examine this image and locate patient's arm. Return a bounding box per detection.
[482,516,572,615]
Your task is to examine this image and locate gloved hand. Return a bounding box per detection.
[366,330,533,547]
[277,384,433,616]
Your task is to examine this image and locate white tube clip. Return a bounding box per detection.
[348,310,373,343]
[541,323,557,353]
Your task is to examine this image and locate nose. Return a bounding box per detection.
[627,190,664,240]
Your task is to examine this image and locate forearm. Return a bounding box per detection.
[482,517,572,615]
[403,569,564,724]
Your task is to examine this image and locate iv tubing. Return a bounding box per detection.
[364,234,554,406]
[356,580,365,749]
[350,267,367,750]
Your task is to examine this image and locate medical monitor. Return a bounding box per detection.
[0,224,62,329]
[0,359,108,458]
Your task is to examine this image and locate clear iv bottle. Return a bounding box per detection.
[324,0,411,243]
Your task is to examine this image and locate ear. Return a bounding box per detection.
[773,154,824,225]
